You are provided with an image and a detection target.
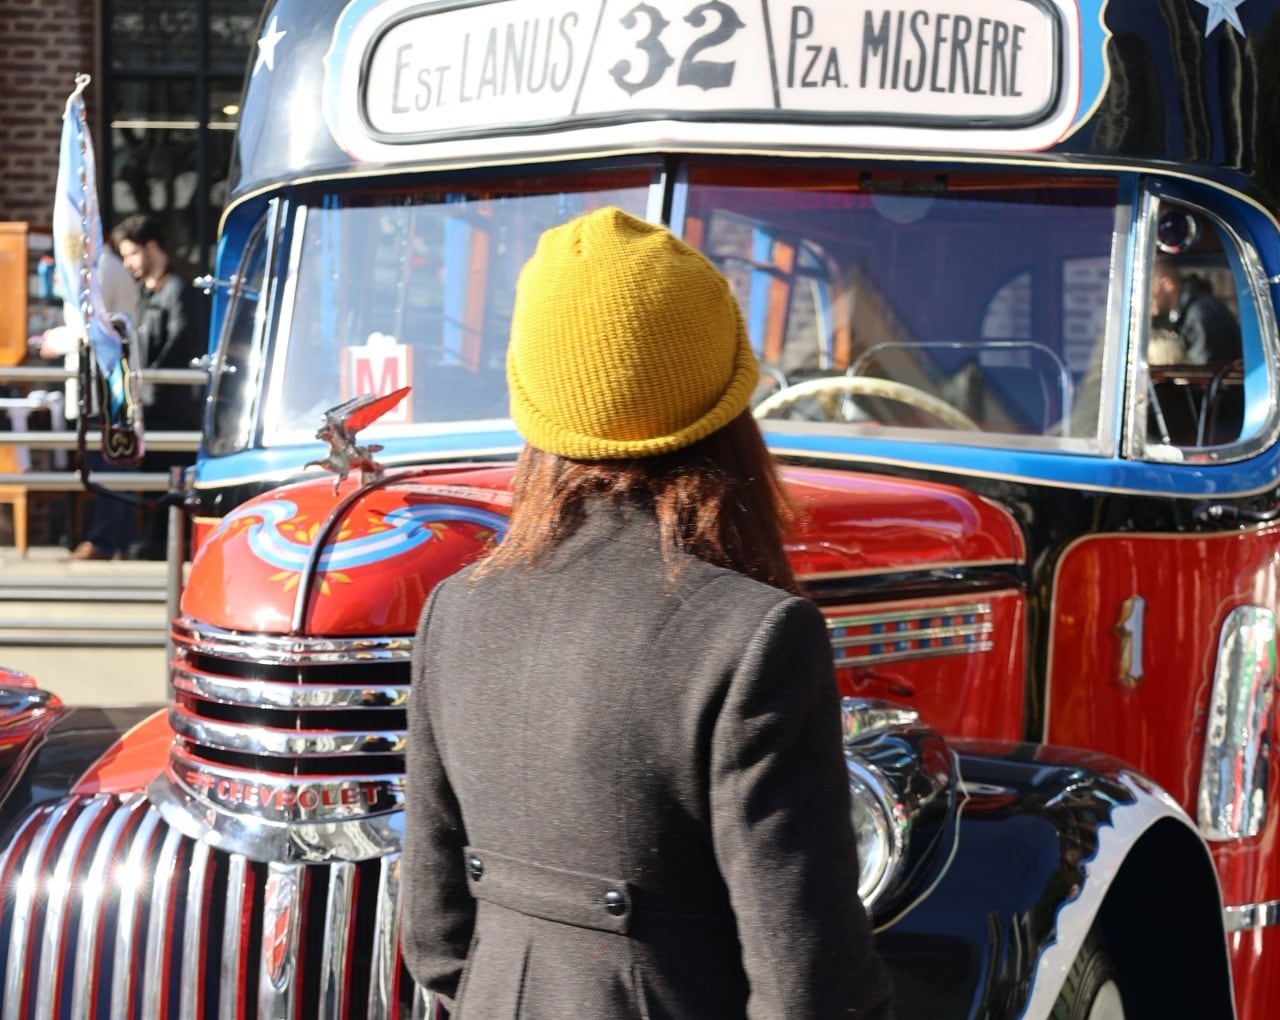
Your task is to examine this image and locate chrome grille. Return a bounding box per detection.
[0,795,431,1019]
[151,619,412,864]
[826,601,994,667]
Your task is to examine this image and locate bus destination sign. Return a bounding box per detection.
[326,0,1081,159]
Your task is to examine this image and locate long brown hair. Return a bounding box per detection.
[476,411,800,593]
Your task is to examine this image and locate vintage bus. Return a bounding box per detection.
[4,0,1280,1015]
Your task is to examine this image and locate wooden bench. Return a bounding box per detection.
[0,390,66,556]
[0,444,27,556]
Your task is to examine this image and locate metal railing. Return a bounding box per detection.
[0,362,207,650]
[0,564,173,649]
[0,364,205,488]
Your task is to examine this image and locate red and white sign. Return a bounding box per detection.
[342,339,414,425]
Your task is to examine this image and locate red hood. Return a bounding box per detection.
[781,465,1024,579]
[183,463,1023,635]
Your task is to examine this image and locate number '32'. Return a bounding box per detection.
[610,0,746,96]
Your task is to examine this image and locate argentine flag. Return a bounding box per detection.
[52,74,145,465]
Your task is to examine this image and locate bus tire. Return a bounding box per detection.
[1051,929,1126,1020]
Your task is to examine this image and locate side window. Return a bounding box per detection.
[1143,200,1245,450]
[205,215,270,456]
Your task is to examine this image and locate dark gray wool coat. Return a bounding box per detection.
[400,503,894,1019]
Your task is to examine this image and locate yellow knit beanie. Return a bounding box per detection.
[507,207,759,460]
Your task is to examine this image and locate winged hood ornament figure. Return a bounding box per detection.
[306,386,411,492]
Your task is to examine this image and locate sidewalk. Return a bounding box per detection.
[0,544,169,706]
[0,542,171,576]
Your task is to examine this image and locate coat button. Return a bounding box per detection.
[468,856,484,881]
[604,889,626,916]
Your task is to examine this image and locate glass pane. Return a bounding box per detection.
[684,166,1120,450]
[208,216,270,456]
[208,0,263,71]
[1145,199,1245,449]
[108,80,200,272]
[266,170,655,440]
[110,0,197,68]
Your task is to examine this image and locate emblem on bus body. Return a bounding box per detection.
[1115,595,1146,690]
[263,865,301,990]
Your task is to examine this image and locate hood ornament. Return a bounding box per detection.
[306,386,411,492]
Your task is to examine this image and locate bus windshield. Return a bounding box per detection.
[683,165,1121,448]
[250,161,1123,454]
[260,169,655,444]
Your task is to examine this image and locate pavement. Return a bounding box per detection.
[0,545,170,707]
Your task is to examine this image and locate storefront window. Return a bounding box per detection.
[109,0,198,68]
[208,0,264,69]
[109,79,199,267]
[103,0,261,272]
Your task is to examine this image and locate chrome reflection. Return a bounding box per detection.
[179,840,213,1020]
[161,616,411,859]
[36,797,113,1018]
[0,796,417,1016]
[151,745,405,863]
[142,825,186,1017]
[71,796,148,1018]
[259,863,304,1017]
[111,806,164,1017]
[169,704,406,756]
[368,853,404,1020]
[827,602,993,667]
[840,698,956,923]
[4,800,77,1009]
[1197,605,1277,841]
[172,665,408,709]
[1224,900,1280,932]
[220,854,250,1020]
[165,742,405,822]
[172,617,412,665]
[845,755,905,908]
[0,683,60,729]
[841,698,920,740]
[321,862,358,1016]
[1114,594,1146,690]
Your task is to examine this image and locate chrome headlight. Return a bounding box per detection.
[841,698,955,921]
[846,756,906,907]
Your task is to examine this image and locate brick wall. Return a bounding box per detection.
[0,0,98,230]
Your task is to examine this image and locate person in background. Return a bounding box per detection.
[110,213,206,560]
[400,207,894,1018]
[33,245,141,560]
[1149,255,1241,366]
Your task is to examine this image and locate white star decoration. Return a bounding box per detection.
[254,16,287,76]
[1194,0,1246,37]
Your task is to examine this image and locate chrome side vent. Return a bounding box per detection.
[826,601,994,667]
[150,618,413,863]
[0,795,430,1019]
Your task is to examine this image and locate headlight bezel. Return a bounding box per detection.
[846,755,907,907]
[841,697,957,923]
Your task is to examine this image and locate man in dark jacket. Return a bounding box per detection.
[1150,255,1240,366]
[112,213,206,559]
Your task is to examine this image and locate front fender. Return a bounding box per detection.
[878,740,1233,1019]
[0,687,162,843]
[0,674,66,833]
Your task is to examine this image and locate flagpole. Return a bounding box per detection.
[70,72,93,411]
[54,73,146,468]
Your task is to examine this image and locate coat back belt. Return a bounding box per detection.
[462,845,733,937]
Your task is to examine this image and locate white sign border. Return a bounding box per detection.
[323,0,1088,163]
